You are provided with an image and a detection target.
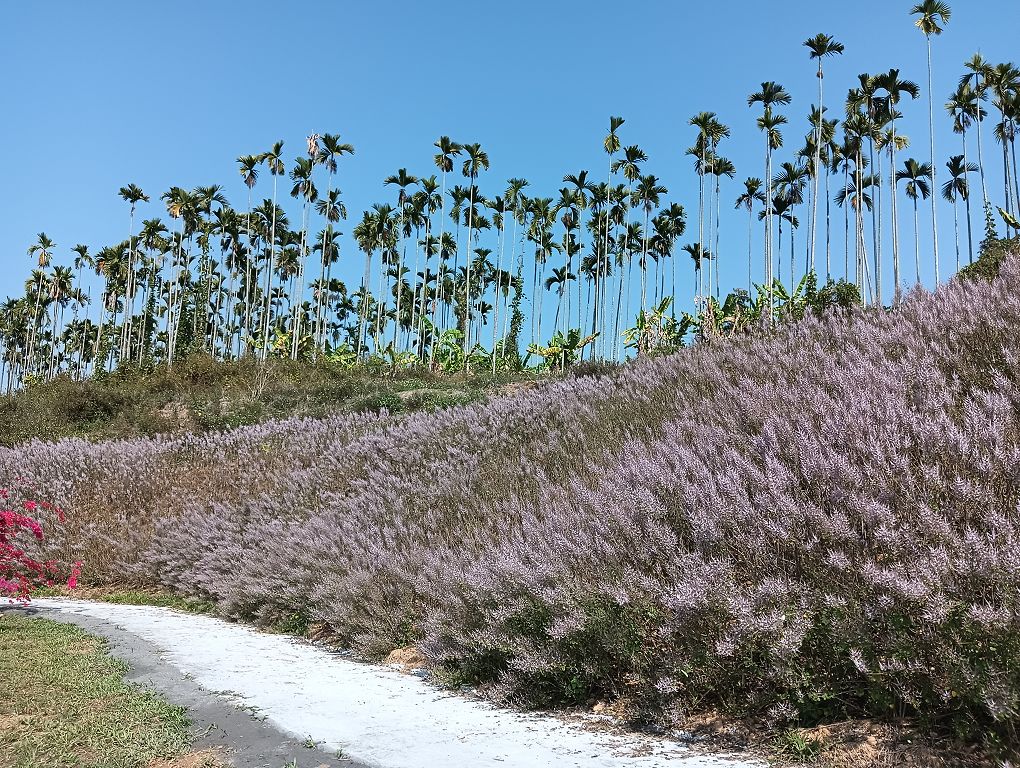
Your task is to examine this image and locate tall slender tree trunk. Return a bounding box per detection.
[913,197,921,284]
[975,75,989,208]
[871,139,882,303]
[714,171,722,298]
[463,188,476,360]
[811,60,824,271]
[825,160,832,279]
[952,194,961,272]
[890,139,902,297]
[926,38,940,282]
[261,175,279,362]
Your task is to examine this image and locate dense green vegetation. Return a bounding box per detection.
[0,356,532,446]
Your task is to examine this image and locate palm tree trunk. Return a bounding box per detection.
[714,172,723,298]
[765,139,774,322]
[241,190,253,358]
[261,176,279,362]
[953,195,961,272]
[811,61,824,271]
[871,139,882,303]
[463,191,476,359]
[975,75,990,208]
[825,161,832,279]
[959,129,974,266]
[292,201,311,360]
[926,37,940,282]
[357,251,372,359]
[890,139,901,297]
[913,197,921,284]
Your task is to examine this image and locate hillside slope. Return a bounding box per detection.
[0,356,531,446]
[5,251,1020,756]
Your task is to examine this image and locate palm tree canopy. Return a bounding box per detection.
[461,143,490,179]
[238,155,260,189]
[604,116,625,155]
[748,81,792,109]
[804,33,845,63]
[911,1,951,37]
[118,183,150,205]
[735,178,766,211]
[897,158,934,200]
[433,136,462,173]
[941,154,977,201]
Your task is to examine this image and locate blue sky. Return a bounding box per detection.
[1,0,1017,322]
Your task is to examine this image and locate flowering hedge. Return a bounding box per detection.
[1,489,80,602]
[3,254,1019,744]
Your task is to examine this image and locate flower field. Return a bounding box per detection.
[4,257,1020,746]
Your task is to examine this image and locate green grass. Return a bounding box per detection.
[0,355,538,447]
[32,588,216,616]
[0,615,192,768]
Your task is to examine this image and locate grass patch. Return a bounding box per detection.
[0,355,537,447]
[32,587,215,616]
[0,615,192,768]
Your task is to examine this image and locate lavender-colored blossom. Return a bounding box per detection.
[4,256,1020,739]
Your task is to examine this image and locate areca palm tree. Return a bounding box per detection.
[430,137,462,360]
[749,82,792,317]
[290,156,319,358]
[459,143,489,357]
[25,233,56,372]
[897,158,933,284]
[772,161,808,285]
[709,156,735,298]
[961,54,993,210]
[70,244,93,360]
[493,177,528,369]
[988,63,1020,215]
[911,1,951,280]
[610,144,646,351]
[599,117,624,360]
[942,154,977,270]
[804,34,845,273]
[314,188,347,351]
[946,82,986,263]
[631,174,668,312]
[384,168,419,351]
[313,133,355,356]
[193,185,228,354]
[564,170,595,330]
[875,68,920,295]
[682,242,711,302]
[259,140,285,361]
[544,266,575,332]
[735,178,766,291]
[118,183,149,361]
[236,154,261,355]
[689,113,729,289]
[46,265,77,379]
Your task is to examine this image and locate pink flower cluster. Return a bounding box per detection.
[0,488,81,603]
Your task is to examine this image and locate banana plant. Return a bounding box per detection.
[623,297,692,354]
[528,328,598,370]
[433,328,466,373]
[324,344,359,369]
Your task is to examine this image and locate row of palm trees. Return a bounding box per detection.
[2,2,1018,391]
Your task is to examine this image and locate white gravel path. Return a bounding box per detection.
[36,599,765,768]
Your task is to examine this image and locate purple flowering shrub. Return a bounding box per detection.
[3,255,1020,743]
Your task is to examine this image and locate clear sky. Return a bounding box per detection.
[1,0,1017,319]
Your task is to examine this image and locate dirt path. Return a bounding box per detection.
[32,599,765,768]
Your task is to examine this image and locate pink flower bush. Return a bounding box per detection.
[0,490,81,603]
